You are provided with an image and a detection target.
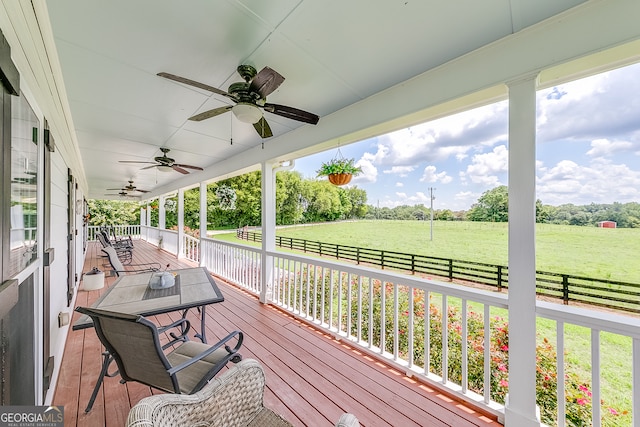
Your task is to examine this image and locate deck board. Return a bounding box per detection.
[53,240,502,427]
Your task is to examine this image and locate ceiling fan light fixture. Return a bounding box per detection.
[158,165,173,172]
[232,102,262,124]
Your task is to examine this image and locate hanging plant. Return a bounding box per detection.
[216,185,237,210]
[316,150,362,186]
[164,199,177,213]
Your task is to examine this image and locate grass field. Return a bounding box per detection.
[224,220,639,282]
[213,220,636,423]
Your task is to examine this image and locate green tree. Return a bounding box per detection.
[276,171,304,225]
[87,199,141,226]
[467,186,509,222]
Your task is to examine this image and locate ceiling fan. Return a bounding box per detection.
[119,148,204,174]
[104,190,137,198]
[157,65,320,138]
[107,180,150,193]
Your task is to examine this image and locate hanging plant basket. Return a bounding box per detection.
[215,185,237,210]
[316,149,362,186]
[328,173,353,186]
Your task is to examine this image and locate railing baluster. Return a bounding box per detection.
[393,283,399,360]
[380,281,386,355]
[347,273,353,337]
[408,286,414,368]
[591,329,601,427]
[425,290,431,377]
[462,298,468,393]
[483,304,490,404]
[357,275,363,342]
[442,294,448,384]
[557,320,565,427]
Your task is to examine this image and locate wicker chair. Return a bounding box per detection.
[126,358,360,427]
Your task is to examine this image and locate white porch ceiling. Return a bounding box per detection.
[39,0,640,199]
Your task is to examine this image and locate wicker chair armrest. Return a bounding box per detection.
[126,359,270,427]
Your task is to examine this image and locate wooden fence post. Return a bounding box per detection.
[562,275,569,305]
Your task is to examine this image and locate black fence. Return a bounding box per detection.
[237,229,640,314]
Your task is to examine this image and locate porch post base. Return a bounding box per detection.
[503,404,542,427]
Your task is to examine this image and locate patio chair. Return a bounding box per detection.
[125,358,360,427]
[104,226,135,249]
[102,246,161,277]
[97,231,133,264]
[75,306,244,413]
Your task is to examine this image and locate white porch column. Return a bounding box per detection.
[177,188,184,259]
[260,160,277,304]
[505,74,541,427]
[199,182,207,267]
[145,201,151,241]
[158,196,166,230]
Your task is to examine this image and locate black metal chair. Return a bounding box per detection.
[75,306,243,413]
[97,231,133,264]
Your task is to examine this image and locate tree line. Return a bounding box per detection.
[88,177,640,229]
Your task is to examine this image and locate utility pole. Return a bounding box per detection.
[429,187,435,241]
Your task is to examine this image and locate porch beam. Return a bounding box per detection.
[505,74,540,426]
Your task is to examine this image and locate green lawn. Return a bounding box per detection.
[235,220,639,283]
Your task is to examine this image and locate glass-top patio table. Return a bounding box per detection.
[73,266,224,343]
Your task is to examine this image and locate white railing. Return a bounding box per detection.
[200,237,262,295]
[88,224,141,241]
[536,302,640,427]
[183,234,200,263]
[145,230,640,425]
[204,239,640,425]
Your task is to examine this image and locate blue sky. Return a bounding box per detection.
[293,62,640,211]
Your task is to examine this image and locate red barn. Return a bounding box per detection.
[598,221,617,228]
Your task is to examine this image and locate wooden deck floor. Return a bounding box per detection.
[53,240,502,427]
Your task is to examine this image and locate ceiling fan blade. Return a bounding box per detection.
[263,103,319,125]
[134,189,150,193]
[140,165,160,170]
[174,163,204,171]
[250,67,285,98]
[172,165,190,174]
[119,160,157,165]
[253,117,273,138]
[157,72,235,100]
[189,105,233,122]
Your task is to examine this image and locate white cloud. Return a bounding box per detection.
[537,158,640,205]
[586,138,633,157]
[419,165,452,184]
[395,182,404,187]
[357,101,508,169]
[352,158,377,184]
[462,144,508,186]
[383,165,415,176]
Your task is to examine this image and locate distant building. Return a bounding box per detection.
[597,220,617,228]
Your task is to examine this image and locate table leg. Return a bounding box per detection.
[194,305,207,343]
